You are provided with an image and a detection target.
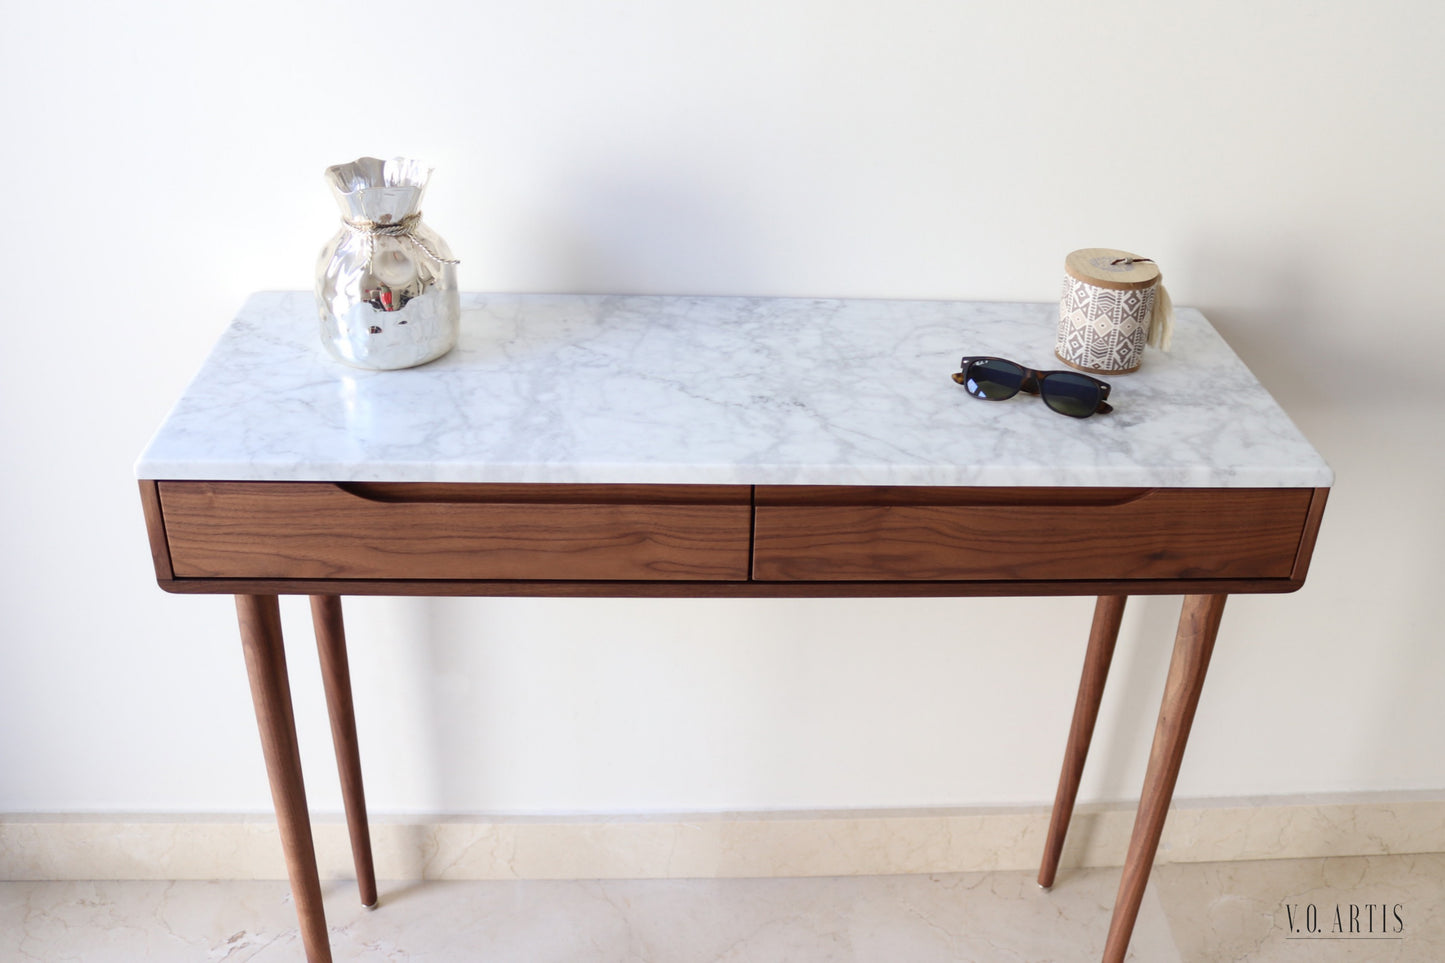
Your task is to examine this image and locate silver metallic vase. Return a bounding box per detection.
[316,156,460,369]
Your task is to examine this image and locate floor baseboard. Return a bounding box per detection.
[3,795,1441,881]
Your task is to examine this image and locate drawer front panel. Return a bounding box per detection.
[161,481,753,581]
[751,487,1314,582]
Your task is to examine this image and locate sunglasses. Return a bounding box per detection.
[952,357,1114,418]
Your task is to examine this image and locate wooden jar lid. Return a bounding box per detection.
[1064,248,1161,291]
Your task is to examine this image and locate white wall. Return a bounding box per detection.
[1,1,1441,816]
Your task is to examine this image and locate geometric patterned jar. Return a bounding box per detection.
[1056,248,1167,374]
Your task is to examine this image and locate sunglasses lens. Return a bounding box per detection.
[965,359,1025,400]
[1041,373,1102,418]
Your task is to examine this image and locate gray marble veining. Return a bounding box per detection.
[136,292,1332,487]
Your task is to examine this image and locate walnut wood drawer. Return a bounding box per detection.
[751,487,1318,582]
[158,481,753,581]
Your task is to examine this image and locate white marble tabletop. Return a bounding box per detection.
[136,292,1332,488]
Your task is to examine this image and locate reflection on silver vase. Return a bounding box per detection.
[316,156,460,370]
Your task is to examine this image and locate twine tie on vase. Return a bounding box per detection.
[1112,257,1173,351]
[342,212,460,268]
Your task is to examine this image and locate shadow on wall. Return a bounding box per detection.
[1186,230,1445,797]
[1068,596,1186,809]
[1184,232,1433,413]
[1188,240,1332,410]
[512,162,775,296]
[415,596,494,812]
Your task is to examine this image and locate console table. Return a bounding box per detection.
[136,292,1330,962]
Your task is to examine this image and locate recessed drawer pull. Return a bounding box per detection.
[335,481,746,506]
[753,486,1156,508]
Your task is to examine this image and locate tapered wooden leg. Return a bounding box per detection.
[310,595,377,908]
[1039,594,1128,889]
[236,595,332,963]
[1102,594,1227,963]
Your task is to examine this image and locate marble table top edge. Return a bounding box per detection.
[135,291,1334,489]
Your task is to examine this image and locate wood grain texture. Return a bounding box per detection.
[310,596,376,908]
[235,595,331,963]
[1103,593,1227,963]
[154,574,1309,598]
[160,481,752,581]
[137,480,174,581]
[752,487,1313,582]
[1038,594,1127,889]
[1289,487,1331,582]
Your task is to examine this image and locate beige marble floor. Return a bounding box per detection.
[1,854,1438,961]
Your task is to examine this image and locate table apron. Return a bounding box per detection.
[142,482,1328,595]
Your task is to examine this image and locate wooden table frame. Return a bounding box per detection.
[139,478,1329,963]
